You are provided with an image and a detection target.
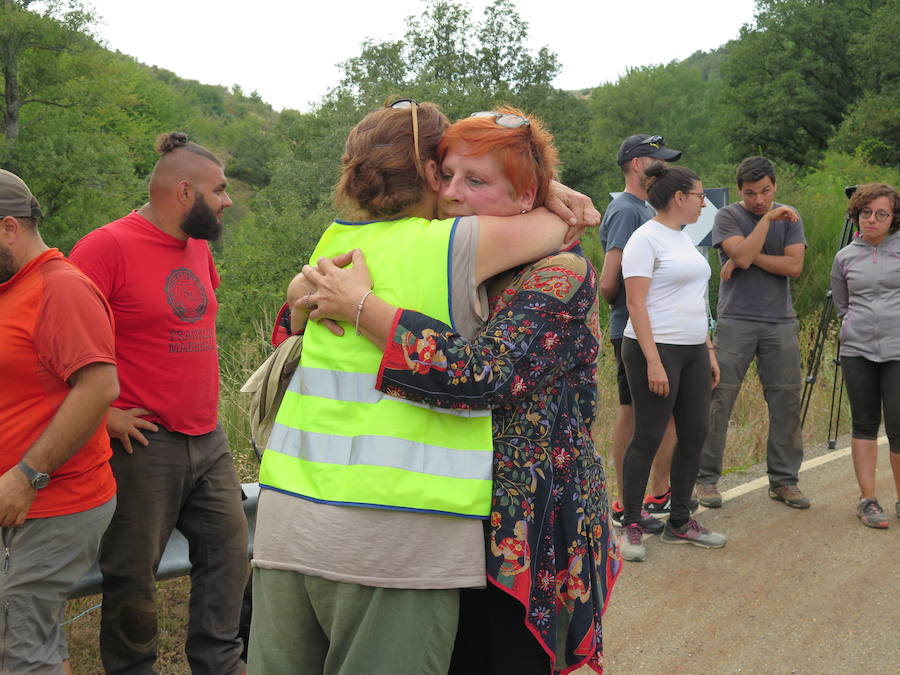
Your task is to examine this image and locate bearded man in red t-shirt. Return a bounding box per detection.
[70,135,249,675]
[0,170,119,674]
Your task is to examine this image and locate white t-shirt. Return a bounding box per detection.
[622,219,710,345]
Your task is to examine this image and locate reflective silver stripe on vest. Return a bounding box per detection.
[288,366,490,419]
[267,423,491,481]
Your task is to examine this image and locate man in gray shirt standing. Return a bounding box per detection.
[696,156,810,509]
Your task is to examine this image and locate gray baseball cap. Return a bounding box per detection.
[617,134,682,165]
[0,169,42,219]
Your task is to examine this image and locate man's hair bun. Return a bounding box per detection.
[152,132,221,166]
[155,132,191,154]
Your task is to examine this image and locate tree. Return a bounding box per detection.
[582,62,729,202]
[831,0,900,166]
[0,0,95,139]
[717,0,873,166]
[328,0,559,117]
[334,39,411,108]
[406,0,477,99]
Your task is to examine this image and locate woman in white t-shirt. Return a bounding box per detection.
[619,161,725,562]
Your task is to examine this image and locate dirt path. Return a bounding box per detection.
[600,438,900,674]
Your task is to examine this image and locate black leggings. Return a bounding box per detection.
[622,338,711,526]
[841,356,900,453]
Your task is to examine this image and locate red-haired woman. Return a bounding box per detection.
[249,101,598,674]
[831,183,900,528]
[300,108,618,675]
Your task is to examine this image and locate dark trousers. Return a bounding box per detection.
[699,318,804,486]
[622,339,711,527]
[448,585,552,675]
[99,425,249,675]
[841,356,900,452]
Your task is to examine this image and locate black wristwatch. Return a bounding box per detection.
[17,461,51,489]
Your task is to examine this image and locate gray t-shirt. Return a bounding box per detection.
[713,202,807,323]
[599,192,655,339]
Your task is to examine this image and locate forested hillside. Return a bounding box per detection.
[3,0,899,354]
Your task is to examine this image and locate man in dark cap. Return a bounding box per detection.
[598,135,690,543]
[0,169,119,673]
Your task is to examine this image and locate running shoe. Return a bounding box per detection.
[620,524,647,562]
[610,501,663,534]
[660,519,727,548]
[857,498,889,529]
[643,488,700,515]
[611,500,625,527]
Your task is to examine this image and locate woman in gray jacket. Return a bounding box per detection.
[831,183,900,529]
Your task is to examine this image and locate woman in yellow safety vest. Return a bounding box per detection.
[248,100,596,674]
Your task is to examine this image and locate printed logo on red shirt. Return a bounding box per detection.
[165,267,208,323]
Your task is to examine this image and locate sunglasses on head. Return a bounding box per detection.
[387,99,423,178]
[470,111,530,129]
[639,135,664,149]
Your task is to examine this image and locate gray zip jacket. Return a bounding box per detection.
[830,230,900,362]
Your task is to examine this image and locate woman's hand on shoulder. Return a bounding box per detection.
[546,180,601,232]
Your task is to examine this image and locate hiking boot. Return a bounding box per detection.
[620,524,647,562]
[695,482,723,508]
[610,501,663,534]
[660,519,727,549]
[643,488,700,515]
[768,484,810,509]
[857,498,889,529]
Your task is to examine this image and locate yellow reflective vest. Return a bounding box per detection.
[260,216,493,518]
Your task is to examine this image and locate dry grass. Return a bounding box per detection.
[66,581,190,674]
[64,319,846,673]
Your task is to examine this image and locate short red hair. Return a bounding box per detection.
[438,106,559,208]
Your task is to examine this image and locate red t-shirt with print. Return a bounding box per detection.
[0,249,117,518]
[69,211,220,435]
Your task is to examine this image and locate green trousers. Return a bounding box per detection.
[247,568,459,675]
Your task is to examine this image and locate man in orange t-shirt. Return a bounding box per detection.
[0,169,119,674]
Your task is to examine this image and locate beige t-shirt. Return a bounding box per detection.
[253,216,489,589]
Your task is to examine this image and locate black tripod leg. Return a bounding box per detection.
[801,295,834,429]
[801,212,858,437]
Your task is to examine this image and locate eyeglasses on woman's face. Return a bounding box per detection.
[686,190,706,203]
[859,207,893,222]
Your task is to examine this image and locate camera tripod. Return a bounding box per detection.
[799,186,859,447]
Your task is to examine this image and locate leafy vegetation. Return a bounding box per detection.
[2,0,898,463]
[5,1,885,668]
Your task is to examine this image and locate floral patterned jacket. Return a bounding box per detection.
[377,250,621,674]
